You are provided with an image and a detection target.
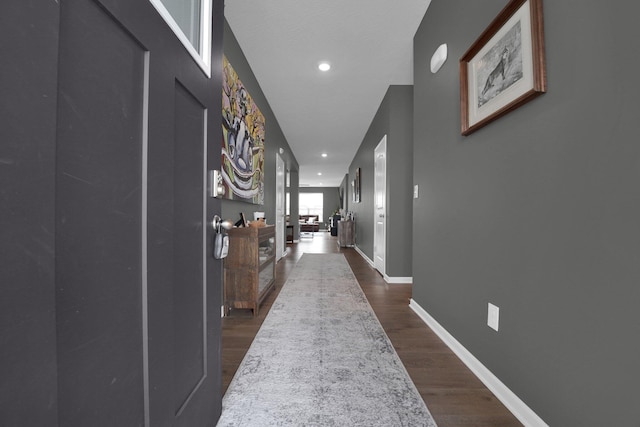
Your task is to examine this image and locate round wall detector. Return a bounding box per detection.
[430,44,448,74]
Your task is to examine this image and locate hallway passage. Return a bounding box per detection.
[221,231,522,427]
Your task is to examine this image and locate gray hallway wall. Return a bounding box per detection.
[222,20,299,229]
[348,85,413,278]
[412,1,640,425]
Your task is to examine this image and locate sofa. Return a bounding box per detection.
[299,215,320,232]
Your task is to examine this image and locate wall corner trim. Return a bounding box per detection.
[409,299,549,427]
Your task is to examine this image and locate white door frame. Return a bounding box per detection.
[276,153,286,260]
[374,135,387,275]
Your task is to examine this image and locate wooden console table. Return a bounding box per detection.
[338,220,355,247]
[223,225,276,316]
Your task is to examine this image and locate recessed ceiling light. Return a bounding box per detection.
[321,153,328,158]
[318,62,331,72]
[317,172,322,176]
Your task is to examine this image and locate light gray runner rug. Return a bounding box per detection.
[217,253,437,427]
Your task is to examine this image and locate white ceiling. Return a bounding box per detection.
[225,0,432,187]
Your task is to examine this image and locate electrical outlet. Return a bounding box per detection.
[487,303,500,331]
[413,184,419,199]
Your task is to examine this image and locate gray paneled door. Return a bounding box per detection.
[1,0,224,426]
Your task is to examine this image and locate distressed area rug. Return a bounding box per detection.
[217,253,437,427]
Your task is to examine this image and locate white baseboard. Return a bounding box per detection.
[354,245,375,268]
[409,299,548,427]
[385,275,413,284]
[354,246,412,284]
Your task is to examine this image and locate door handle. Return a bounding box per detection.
[211,215,233,234]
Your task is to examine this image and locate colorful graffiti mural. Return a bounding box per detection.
[222,56,265,204]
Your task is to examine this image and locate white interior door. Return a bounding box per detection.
[276,153,286,259]
[374,136,387,275]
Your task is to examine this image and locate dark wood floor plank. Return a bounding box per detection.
[221,232,522,426]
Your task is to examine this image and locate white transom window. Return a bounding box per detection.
[149,0,212,76]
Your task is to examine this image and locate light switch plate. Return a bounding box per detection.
[413,184,419,199]
[488,303,500,331]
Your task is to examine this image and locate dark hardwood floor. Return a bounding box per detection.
[221,232,522,427]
